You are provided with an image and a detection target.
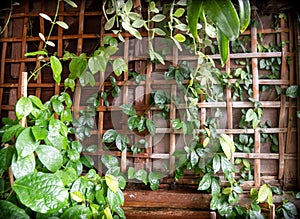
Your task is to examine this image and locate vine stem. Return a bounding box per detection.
[44,0,61,49]
[0,0,15,35]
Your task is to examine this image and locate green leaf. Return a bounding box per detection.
[116,134,129,151]
[132,19,145,28]
[122,22,142,39]
[32,126,48,141]
[56,21,69,30]
[15,96,33,120]
[71,191,85,202]
[101,155,119,169]
[187,0,204,41]
[128,167,135,179]
[0,145,14,170]
[149,172,163,190]
[219,134,235,160]
[105,174,119,193]
[39,13,52,22]
[0,200,30,219]
[217,28,229,67]
[128,115,139,131]
[64,78,75,92]
[202,0,240,41]
[24,50,48,57]
[102,129,118,143]
[105,15,116,30]
[79,70,95,87]
[12,172,68,213]
[286,85,299,98]
[174,33,186,43]
[64,0,78,8]
[257,184,269,203]
[238,0,251,33]
[61,205,92,219]
[197,173,212,190]
[211,177,220,196]
[54,167,77,186]
[113,58,128,77]
[88,56,101,74]
[36,145,63,172]
[212,154,221,173]
[151,14,166,22]
[134,169,147,185]
[146,119,156,136]
[28,95,46,110]
[120,104,136,116]
[173,8,185,17]
[15,127,40,158]
[68,54,87,79]
[11,153,35,179]
[50,56,62,85]
[2,124,21,143]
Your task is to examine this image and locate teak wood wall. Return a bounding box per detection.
[0,0,299,217]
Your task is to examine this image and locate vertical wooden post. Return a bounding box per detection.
[251,6,261,188]
[269,204,275,219]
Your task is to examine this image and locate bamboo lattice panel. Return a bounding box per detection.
[0,0,299,194]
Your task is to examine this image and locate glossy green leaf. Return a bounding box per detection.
[146,119,156,136]
[105,174,119,193]
[36,145,63,172]
[16,96,33,120]
[88,56,101,74]
[54,167,77,186]
[12,172,68,213]
[64,78,75,92]
[197,173,211,190]
[286,85,299,98]
[50,56,62,85]
[11,153,35,179]
[238,0,251,33]
[0,200,30,219]
[79,70,95,87]
[61,205,92,219]
[68,54,87,79]
[212,154,221,173]
[187,0,203,41]
[102,129,118,143]
[120,104,136,116]
[211,177,220,196]
[128,115,139,131]
[28,95,46,110]
[174,8,185,17]
[107,188,124,210]
[116,134,129,151]
[15,127,40,158]
[31,126,48,141]
[203,0,240,41]
[217,28,229,67]
[149,171,163,190]
[174,33,186,43]
[134,169,147,185]
[113,58,128,77]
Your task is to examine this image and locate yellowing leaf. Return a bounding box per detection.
[105,174,119,193]
[219,134,235,160]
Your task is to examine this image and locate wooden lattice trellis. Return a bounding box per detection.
[0,0,300,217]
